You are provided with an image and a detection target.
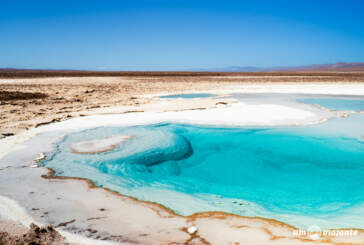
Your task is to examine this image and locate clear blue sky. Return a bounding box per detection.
[1,0,364,70]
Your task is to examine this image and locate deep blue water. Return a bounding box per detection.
[298,98,364,111]
[43,117,364,228]
[160,93,214,99]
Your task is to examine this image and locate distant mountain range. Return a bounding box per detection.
[1,62,364,74]
[198,62,364,72]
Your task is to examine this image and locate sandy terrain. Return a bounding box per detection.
[0,76,219,138]
[1,73,364,244]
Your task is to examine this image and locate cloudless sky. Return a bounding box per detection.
[1,0,364,70]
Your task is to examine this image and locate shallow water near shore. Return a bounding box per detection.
[298,97,364,111]
[42,113,364,229]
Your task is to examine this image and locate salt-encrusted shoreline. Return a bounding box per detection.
[1,83,364,244]
[0,95,331,160]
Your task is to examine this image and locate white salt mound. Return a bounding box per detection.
[71,135,133,154]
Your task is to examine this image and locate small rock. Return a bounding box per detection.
[2,133,14,137]
[215,101,228,108]
[0,166,10,171]
[187,226,198,234]
[34,152,46,163]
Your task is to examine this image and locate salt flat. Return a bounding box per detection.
[1,80,364,244]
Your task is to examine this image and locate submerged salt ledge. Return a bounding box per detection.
[65,128,193,178]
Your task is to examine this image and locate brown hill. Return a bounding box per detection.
[1,62,364,78]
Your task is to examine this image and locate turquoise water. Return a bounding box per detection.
[43,117,364,228]
[160,93,214,99]
[298,98,364,111]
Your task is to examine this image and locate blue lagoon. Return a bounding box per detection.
[42,112,364,229]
